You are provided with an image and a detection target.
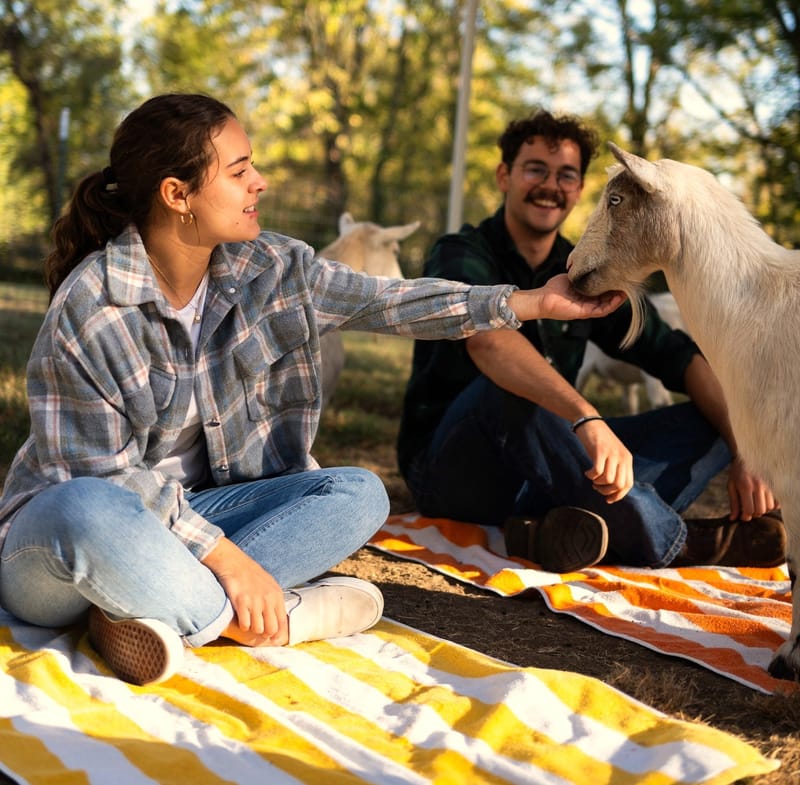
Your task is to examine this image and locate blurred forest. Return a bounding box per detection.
[0,0,798,283]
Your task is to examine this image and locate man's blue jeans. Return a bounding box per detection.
[0,467,388,646]
[405,377,731,567]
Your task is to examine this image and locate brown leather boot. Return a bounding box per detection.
[671,511,786,568]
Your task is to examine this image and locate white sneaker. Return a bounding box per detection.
[286,577,384,645]
[88,606,184,685]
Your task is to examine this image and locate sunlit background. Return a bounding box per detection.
[1,0,797,283]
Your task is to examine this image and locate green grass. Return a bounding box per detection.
[0,285,48,476]
[0,281,49,314]
[314,334,413,463]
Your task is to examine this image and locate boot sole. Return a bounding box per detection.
[510,507,609,573]
[534,507,608,572]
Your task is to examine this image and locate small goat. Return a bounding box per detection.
[316,213,421,409]
[567,143,800,681]
[576,291,684,414]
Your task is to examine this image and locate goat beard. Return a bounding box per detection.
[619,285,648,349]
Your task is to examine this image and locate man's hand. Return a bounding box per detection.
[682,355,780,521]
[508,273,626,322]
[727,456,779,521]
[574,418,634,503]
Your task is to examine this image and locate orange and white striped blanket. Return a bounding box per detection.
[370,513,796,695]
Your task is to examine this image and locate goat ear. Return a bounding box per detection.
[608,142,661,194]
[383,220,421,242]
[338,212,355,235]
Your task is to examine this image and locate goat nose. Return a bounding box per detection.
[569,268,596,293]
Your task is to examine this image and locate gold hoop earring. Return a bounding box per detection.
[180,211,195,226]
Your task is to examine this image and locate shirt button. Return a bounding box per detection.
[228,287,236,294]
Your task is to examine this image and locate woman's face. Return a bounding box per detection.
[187,117,267,247]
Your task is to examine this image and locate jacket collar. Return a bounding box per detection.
[104,224,277,310]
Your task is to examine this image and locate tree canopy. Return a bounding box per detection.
[1,0,797,274]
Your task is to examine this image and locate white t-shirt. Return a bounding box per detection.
[153,272,210,490]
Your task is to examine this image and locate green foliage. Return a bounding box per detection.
[1,0,799,259]
[119,0,553,270]
[133,0,275,103]
[657,0,800,245]
[0,0,133,226]
[531,0,800,245]
[0,79,47,249]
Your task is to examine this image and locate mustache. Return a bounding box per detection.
[525,188,566,208]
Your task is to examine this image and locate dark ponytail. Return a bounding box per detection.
[44,93,236,298]
[44,171,129,297]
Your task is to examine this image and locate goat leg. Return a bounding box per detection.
[768,537,800,681]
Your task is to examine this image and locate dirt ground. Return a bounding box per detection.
[332,468,800,784]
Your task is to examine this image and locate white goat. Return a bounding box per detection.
[566,142,800,681]
[576,291,684,414]
[316,213,421,409]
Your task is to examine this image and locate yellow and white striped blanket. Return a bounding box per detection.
[0,608,778,784]
[371,513,796,696]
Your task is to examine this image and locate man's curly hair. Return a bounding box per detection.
[498,110,599,176]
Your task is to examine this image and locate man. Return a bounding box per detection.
[397,109,784,572]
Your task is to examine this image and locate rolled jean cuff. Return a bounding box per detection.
[651,525,687,569]
[184,597,234,648]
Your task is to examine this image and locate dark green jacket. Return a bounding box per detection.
[396,207,700,475]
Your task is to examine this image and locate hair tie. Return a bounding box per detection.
[102,166,118,192]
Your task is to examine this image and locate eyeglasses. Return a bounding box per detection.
[515,163,582,192]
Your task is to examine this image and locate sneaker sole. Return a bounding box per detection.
[88,607,183,685]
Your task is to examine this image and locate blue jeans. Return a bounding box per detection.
[405,377,731,568]
[0,467,388,646]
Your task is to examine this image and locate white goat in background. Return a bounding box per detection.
[576,291,684,414]
[566,142,800,681]
[316,213,421,409]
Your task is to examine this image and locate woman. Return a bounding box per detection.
[0,93,623,685]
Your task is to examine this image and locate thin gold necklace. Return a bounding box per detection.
[147,253,207,323]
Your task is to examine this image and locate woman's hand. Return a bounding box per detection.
[202,537,289,646]
[509,274,626,322]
